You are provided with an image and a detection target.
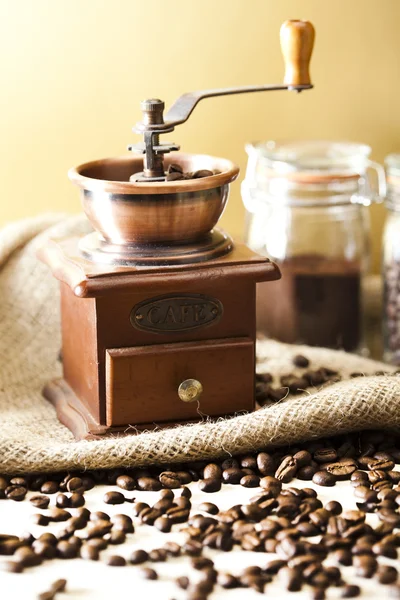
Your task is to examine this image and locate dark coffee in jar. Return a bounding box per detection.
[257,255,361,351]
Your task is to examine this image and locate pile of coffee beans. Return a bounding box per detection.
[165,163,218,182]
[255,354,394,406]
[2,428,400,598]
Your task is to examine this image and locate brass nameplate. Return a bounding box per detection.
[131,294,223,333]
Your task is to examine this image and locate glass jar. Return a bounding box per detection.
[242,140,386,352]
[383,154,400,364]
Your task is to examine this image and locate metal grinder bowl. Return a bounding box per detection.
[68,153,239,245]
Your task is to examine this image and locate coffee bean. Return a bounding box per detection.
[103,491,125,505]
[184,539,204,555]
[203,464,222,480]
[372,541,398,558]
[377,565,398,584]
[154,516,171,533]
[325,462,356,478]
[293,450,312,467]
[85,520,113,539]
[129,549,148,564]
[334,548,352,566]
[41,481,59,494]
[80,544,99,561]
[159,488,174,499]
[56,541,78,559]
[6,486,27,501]
[341,584,361,597]
[257,452,275,475]
[80,476,95,491]
[353,554,377,577]
[149,548,167,562]
[279,566,302,591]
[140,567,158,580]
[325,501,342,515]
[31,514,50,526]
[56,493,70,508]
[181,486,192,498]
[297,466,316,480]
[264,559,287,574]
[275,457,298,482]
[66,477,82,492]
[389,470,400,483]
[343,509,365,524]
[37,533,57,546]
[107,530,126,545]
[167,507,190,524]
[86,539,107,553]
[176,575,190,589]
[51,579,67,593]
[314,448,338,463]
[240,474,260,488]
[260,476,282,495]
[378,508,400,527]
[193,169,213,178]
[221,458,240,470]
[163,541,181,556]
[30,495,50,509]
[198,478,221,493]
[140,508,162,525]
[312,471,336,487]
[15,546,42,567]
[191,556,214,570]
[48,508,71,522]
[159,471,182,488]
[106,555,126,566]
[68,492,84,508]
[137,477,162,492]
[153,497,173,512]
[116,475,135,491]
[309,508,331,528]
[217,573,240,588]
[111,514,134,534]
[167,163,183,174]
[293,354,310,368]
[166,171,185,181]
[198,502,219,515]
[372,459,395,471]
[222,468,245,484]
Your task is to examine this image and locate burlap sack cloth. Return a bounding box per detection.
[0,214,398,474]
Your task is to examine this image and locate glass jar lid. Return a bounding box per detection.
[246,140,372,183]
[242,140,386,208]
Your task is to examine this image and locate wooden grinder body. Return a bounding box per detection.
[40,237,280,439]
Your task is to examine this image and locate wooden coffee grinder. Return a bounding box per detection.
[38,20,314,439]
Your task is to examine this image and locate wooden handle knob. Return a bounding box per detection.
[280,20,315,86]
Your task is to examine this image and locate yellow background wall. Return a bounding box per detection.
[1,0,400,271]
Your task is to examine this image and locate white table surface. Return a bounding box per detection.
[0,474,397,599]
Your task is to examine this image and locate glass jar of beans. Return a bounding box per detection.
[242,140,386,352]
[383,154,400,364]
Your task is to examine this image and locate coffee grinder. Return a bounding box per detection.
[38,20,314,439]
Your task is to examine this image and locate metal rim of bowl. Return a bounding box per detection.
[68,153,240,195]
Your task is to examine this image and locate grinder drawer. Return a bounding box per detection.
[105,337,254,426]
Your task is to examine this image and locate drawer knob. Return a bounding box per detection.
[178,379,203,403]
